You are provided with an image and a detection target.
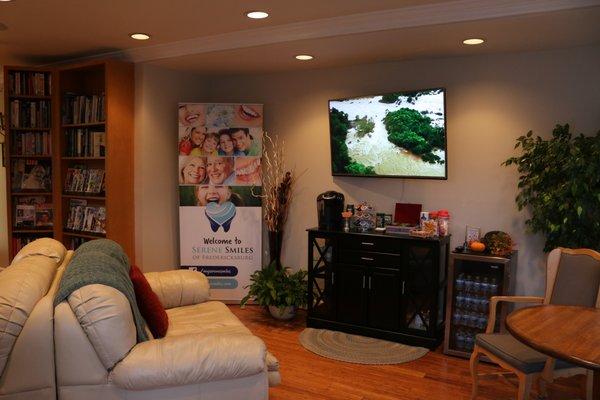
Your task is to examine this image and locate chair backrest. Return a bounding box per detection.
[544,248,600,308]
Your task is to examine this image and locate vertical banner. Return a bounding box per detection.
[178,103,263,301]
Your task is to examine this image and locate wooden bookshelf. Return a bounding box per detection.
[4,60,134,262]
[57,60,134,260]
[4,66,58,259]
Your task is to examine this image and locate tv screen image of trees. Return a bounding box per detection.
[329,88,446,178]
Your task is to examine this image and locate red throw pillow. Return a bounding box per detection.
[129,265,169,338]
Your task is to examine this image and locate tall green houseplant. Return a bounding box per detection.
[504,124,600,251]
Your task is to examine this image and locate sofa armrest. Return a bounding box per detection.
[485,296,544,333]
[110,334,266,390]
[144,270,210,309]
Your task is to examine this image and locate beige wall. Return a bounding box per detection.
[134,64,208,271]
[0,69,7,266]
[138,45,600,297]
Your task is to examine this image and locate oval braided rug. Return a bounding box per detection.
[299,328,428,365]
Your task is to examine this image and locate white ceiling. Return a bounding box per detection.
[1,0,599,74]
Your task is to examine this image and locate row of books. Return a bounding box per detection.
[11,131,52,156]
[64,129,106,157]
[11,236,49,256]
[64,168,105,194]
[67,237,88,251]
[65,200,106,234]
[10,159,52,192]
[9,100,51,129]
[14,203,53,228]
[8,71,51,96]
[62,94,105,125]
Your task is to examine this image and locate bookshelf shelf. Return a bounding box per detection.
[62,194,106,201]
[8,127,51,132]
[9,155,52,159]
[9,95,52,100]
[11,192,53,196]
[61,157,105,161]
[63,231,106,239]
[61,122,105,128]
[12,229,54,234]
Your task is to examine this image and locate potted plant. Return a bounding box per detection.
[503,124,600,251]
[240,261,308,320]
[252,133,300,270]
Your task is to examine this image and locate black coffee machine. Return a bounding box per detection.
[317,191,345,230]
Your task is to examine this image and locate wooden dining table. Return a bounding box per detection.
[506,305,600,397]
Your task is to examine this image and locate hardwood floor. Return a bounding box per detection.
[230,305,587,400]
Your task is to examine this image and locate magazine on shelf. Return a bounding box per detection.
[66,199,87,231]
[15,205,35,228]
[64,167,104,194]
[11,159,52,191]
[35,204,53,227]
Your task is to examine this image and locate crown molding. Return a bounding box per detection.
[69,0,600,64]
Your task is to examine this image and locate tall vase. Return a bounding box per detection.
[268,230,283,271]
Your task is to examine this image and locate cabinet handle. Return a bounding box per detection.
[361,242,375,246]
[361,257,374,261]
[402,281,405,294]
[368,276,372,290]
[362,276,366,289]
[331,272,335,285]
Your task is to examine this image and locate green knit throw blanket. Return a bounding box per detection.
[54,239,149,342]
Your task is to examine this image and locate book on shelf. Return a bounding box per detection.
[9,99,51,128]
[10,159,52,191]
[62,93,105,125]
[64,129,106,157]
[11,131,52,156]
[66,199,106,234]
[64,167,105,194]
[8,71,51,96]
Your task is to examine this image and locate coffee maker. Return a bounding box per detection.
[317,191,345,230]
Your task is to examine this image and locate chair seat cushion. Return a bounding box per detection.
[476,333,574,373]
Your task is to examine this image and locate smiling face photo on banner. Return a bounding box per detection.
[178,103,263,301]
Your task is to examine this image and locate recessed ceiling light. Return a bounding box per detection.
[295,54,314,61]
[0,0,13,2]
[463,38,485,45]
[130,33,151,40]
[246,11,269,19]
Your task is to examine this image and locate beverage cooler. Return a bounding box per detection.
[443,251,518,358]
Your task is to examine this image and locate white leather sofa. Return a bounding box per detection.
[0,238,72,400]
[55,268,280,400]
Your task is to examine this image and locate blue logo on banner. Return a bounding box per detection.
[208,278,238,289]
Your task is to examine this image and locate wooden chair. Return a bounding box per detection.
[470,247,600,400]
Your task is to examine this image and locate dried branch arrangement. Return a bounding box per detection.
[253,132,296,232]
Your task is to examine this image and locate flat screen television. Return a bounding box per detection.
[328,88,447,179]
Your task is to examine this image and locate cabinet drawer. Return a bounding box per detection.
[340,235,401,254]
[339,250,402,268]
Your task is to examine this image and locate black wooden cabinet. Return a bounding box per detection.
[307,228,450,348]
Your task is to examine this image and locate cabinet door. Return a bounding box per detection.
[308,235,337,320]
[368,268,402,331]
[403,243,438,333]
[336,264,367,325]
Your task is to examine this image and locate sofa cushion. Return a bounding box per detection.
[130,265,169,338]
[12,237,66,265]
[68,285,137,370]
[110,333,267,390]
[0,255,58,376]
[166,301,252,337]
[476,333,574,373]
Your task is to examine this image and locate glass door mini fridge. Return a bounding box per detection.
[443,251,518,359]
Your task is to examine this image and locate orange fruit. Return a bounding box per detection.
[470,241,486,252]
